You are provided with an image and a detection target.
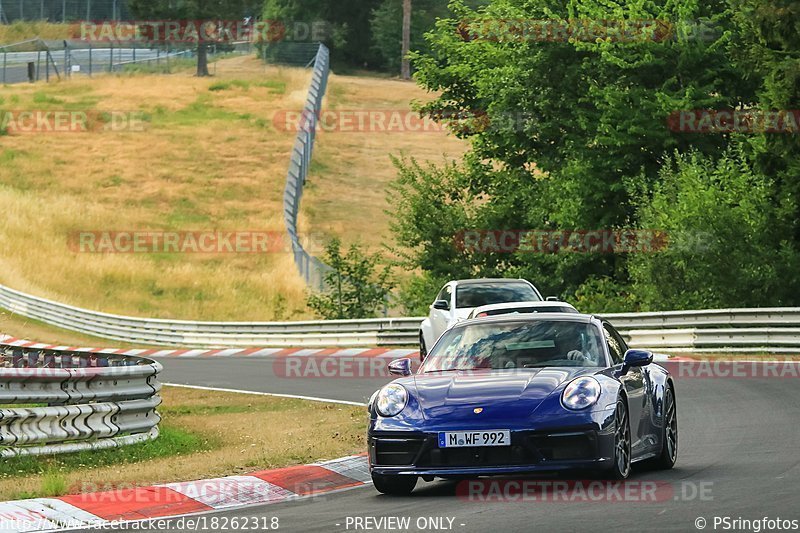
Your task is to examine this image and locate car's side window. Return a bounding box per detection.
[603,324,624,365]
[442,285,452,307]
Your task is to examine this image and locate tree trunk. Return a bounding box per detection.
[196,42,210,77]
[401,0,412,80]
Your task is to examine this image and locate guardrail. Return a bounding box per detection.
[0,343,162,457]
[3,282,800,352]
[283,43,332,290]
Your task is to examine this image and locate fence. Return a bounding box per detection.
[3,282,800,352]
[0,342,162,457]
[282,43,332,290]
[0,0,132,23]
[0,37,61,82]
[0,38,252,84]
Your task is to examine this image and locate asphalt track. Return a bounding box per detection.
[78,356,800,533]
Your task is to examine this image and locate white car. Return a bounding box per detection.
[467,300,578,319]
[418,278,544,360]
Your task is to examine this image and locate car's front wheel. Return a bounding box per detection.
[419,333,427,363]
[605,398,632,479]
[372,473,417,495]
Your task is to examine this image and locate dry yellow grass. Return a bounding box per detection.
[301,75,467,251]
[1,56,314,321]
[0,22,72,44]
[0,386,367,500]
[0,52,466,327]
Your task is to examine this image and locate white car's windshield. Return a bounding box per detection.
[421,320,606,372]
[455,282,539,308]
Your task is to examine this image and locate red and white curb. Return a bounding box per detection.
[0,335,417,359]
[0,454,370,532]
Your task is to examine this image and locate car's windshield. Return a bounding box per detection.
[455,282,540,308]
[421,320,606,372]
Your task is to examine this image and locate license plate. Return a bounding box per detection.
[438,430,511,448]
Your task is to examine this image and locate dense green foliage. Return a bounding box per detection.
[261,0,487,72]
[390,0,800,312]
[307,238,394,319]
[262,0,382,68]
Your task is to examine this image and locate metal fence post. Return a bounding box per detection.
[88,42,92,76]
[2,51,6,85]
[36,50,41,82]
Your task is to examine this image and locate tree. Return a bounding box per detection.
[263,0,382,69]
[371,0,487,74]
[629,147,800,309]
[401,0,412,79]
[307,238,394,319]
[128,0,258,77]
[391,0,765,306]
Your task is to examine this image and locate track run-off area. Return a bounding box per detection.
[60,354,799,533]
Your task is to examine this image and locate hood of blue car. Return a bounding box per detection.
[411,368,592,422]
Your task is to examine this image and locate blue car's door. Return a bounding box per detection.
[603,322,652,456]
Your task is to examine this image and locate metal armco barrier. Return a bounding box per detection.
[0,343,162,457]
[0,283,416,347]
[3,282,800,352]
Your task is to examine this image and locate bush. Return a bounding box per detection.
[572,276,638,314]
[629,148,800,310]
[396,271,448,316]
[307,238,394,319]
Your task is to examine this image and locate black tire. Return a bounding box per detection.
[372,473,417,495]
[419,334,427,363]
[652,385,678,469]
[605,398,632,480]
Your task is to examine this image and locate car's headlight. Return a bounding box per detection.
[375,384,408,417]
[561,377,601,410]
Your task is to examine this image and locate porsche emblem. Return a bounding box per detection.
[473,408,484,414]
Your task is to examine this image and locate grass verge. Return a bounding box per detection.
[0,385,367,501]
[1,55,314,321]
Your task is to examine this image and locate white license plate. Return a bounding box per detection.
[438,430,511,448]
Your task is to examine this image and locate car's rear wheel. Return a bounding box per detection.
[606,398,632,479]
[419,333,427,362]
[372,473,417,495]
[652,385,678,469]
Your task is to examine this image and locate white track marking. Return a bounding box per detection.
[163,383,367,406]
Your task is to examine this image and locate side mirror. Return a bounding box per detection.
[622,349,653,373]
[545,296,560,302]
[432,299,450,311]
[388,358,412,376]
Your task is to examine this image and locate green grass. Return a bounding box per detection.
[257,80,287,94]
[120,57,197,75]
[0,425,212,484]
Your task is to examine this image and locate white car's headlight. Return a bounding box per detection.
[375,384,408,417]
[561,377,601,410]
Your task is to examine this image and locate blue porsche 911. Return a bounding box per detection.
[367,314,678,495]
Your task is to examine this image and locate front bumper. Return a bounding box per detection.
[369,426,615,478]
